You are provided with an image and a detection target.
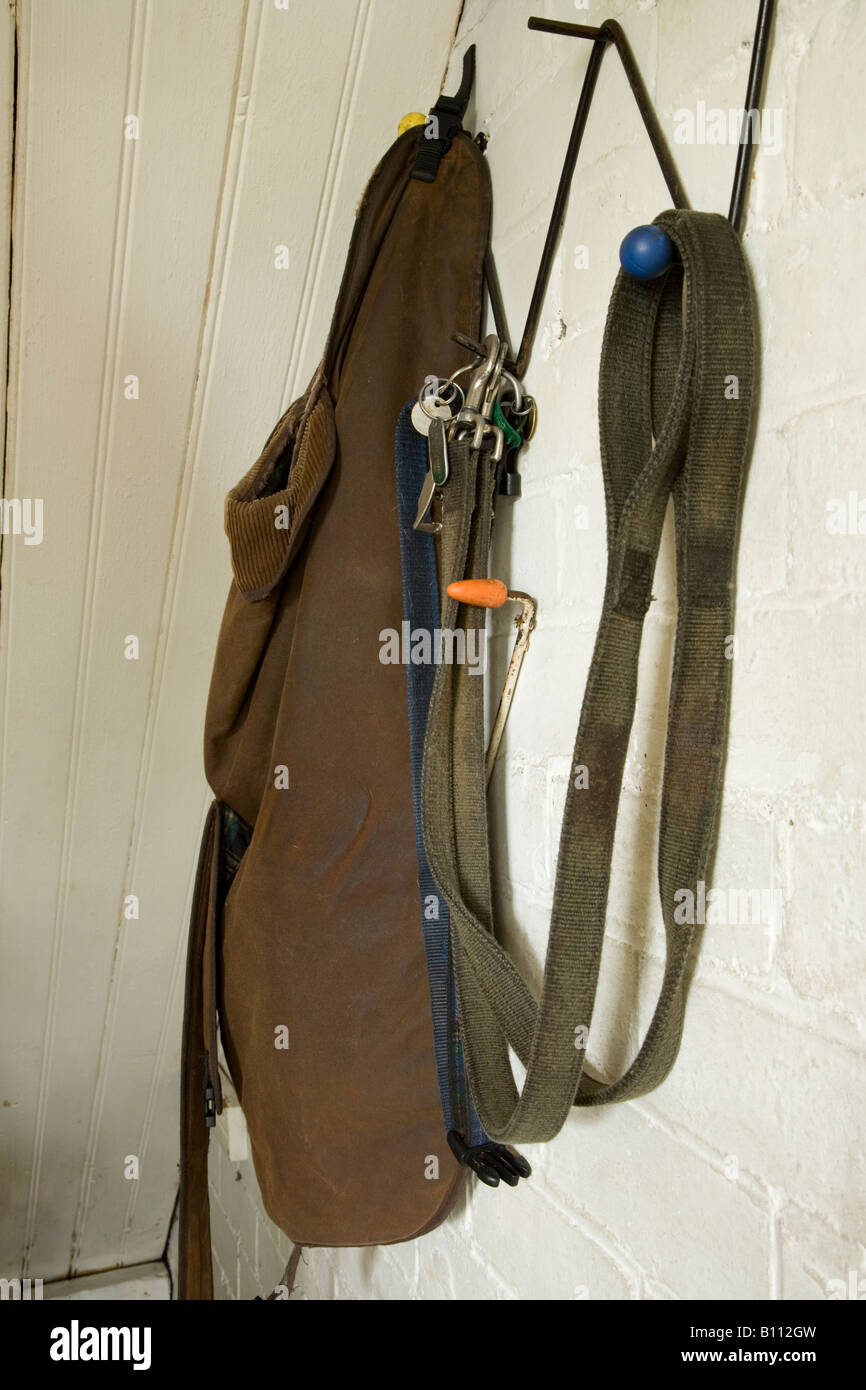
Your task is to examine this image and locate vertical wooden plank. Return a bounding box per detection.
[0,0,12,458]
[0,0,18,1277]
[61,0,251,1277]
[0,0,246,1282]
[0,0,137,1282]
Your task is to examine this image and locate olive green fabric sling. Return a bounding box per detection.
[421,209,756,1144]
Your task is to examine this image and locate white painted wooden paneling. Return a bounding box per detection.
[44,1262,170,1300]
[0,0,459,1286]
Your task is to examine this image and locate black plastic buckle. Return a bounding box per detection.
[496,452,523,499]
[412,46,476,183]
[447,1130,532,1188]
[203,1056,216,1129]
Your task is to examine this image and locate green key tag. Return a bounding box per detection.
[493,397,522,450]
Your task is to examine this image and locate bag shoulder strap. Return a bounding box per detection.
[421,210,756,1144]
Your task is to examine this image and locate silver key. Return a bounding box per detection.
[411,396,451,436]
[413,469,439,532]
[413,418,449,533]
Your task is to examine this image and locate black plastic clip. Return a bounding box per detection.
[498,464,523,499]
[447,1130,532,1188]
[203,1056,216,1129]
[412,45,476,183]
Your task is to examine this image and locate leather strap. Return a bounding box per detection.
[178,801,220,1300]
[421,210,756,1144]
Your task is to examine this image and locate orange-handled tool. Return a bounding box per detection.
[446,578,509,609]
[447,577,537,785]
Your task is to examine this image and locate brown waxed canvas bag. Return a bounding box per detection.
[178,117,493,1300]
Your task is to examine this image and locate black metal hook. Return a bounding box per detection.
[486,2,776,378]
[729,0,778,234]
[412,44,477,183]
[504,17,690,377]
[451,44,476,115]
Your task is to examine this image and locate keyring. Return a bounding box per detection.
[498,370,524,412]
[431,362,476,396]
[418,377,466,419]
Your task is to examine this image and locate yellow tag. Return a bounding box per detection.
[398,112,427,137]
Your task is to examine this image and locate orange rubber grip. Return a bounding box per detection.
[446,578,509,609]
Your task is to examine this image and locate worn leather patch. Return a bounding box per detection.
[615,547,654,618]
[686,542,732,607]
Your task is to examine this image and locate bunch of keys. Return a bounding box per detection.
[410,344,538,530]
[410,374,463,438]
[412,375,465,534]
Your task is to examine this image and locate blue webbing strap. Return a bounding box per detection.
[394,401,485,1147]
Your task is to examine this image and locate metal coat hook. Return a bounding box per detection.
[485,2,777,378]
[729,0,778,234]
[412,44,477,182]
[510,16,690,375]
[620,0,777,273]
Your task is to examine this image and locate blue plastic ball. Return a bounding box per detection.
[619,224,674,280]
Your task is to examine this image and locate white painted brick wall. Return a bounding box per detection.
[209,0,866,1300]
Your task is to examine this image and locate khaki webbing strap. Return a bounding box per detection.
[421,210,756,1144]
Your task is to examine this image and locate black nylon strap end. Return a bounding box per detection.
[412,45,475,183]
